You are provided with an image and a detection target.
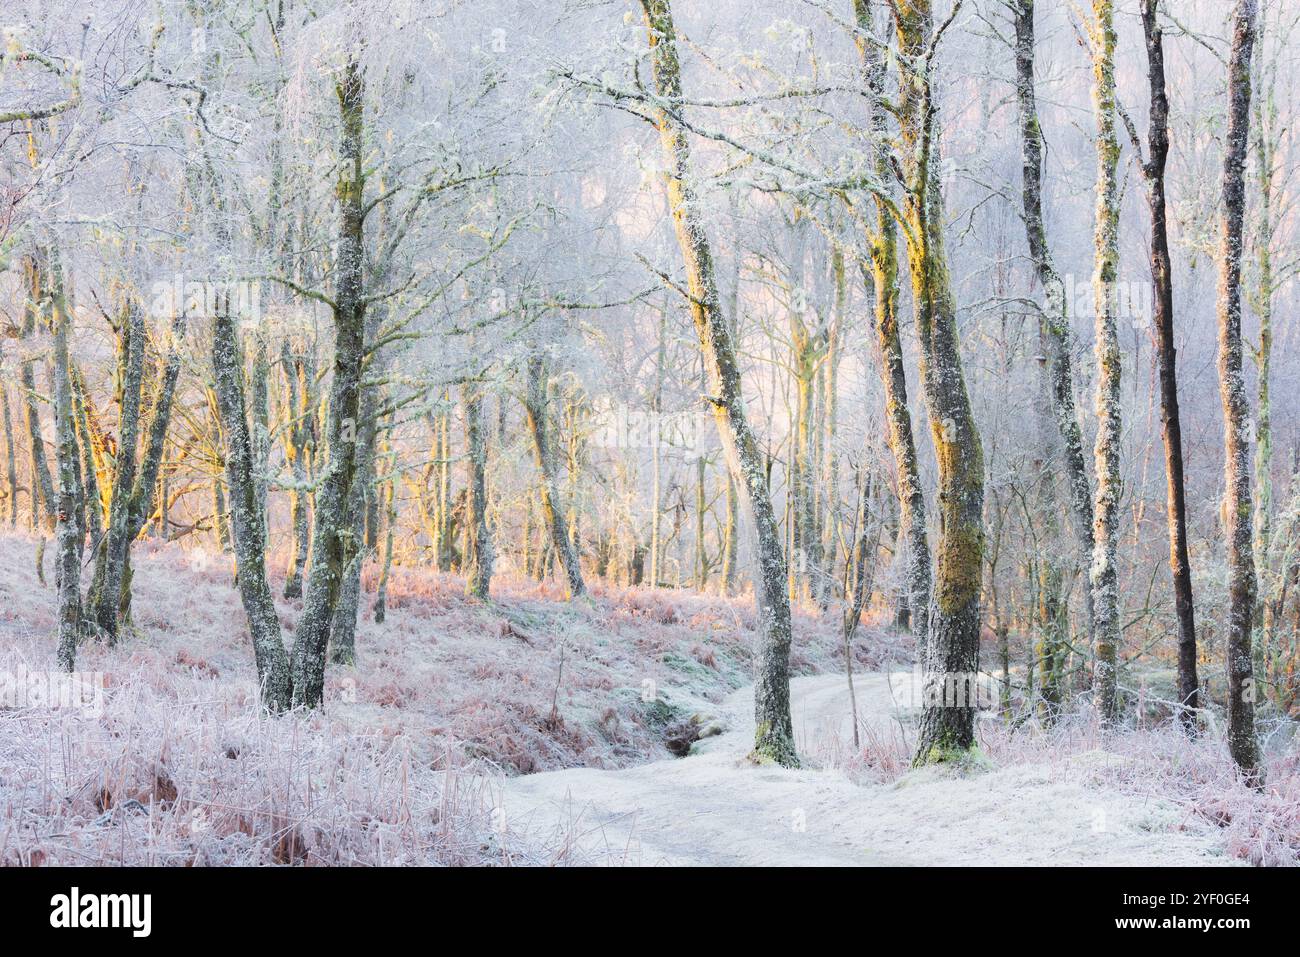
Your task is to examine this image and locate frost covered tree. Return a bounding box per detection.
[891,0,986,764]
[853,0,931,657]
[1217,0,1261,779]
[1118,0,1200,732]
[636,0,797,766]
[1011,0,1094,697]
[1086,0,1123,727]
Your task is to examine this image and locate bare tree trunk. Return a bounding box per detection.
[71,367,103,549]
[820,244,846,609]
[372,435,397,621]
[289,58,370,708]
[21,254,56,534]
[1,381,17,527]
[1013,0,1097,654]
[211,307,292,711]
[280,340,313,598]
[1088,0,1123,726]
[463,380,494,600]
[842,470,880,749]
[126,314,185,547]
[721,472,738,592]
[49,250,83,673]
[892,0,986,764]
[244,332,269,533]
[330,270,394,663]
[853,0,931,659]
[1217,0,1261,779]
[1249,44,1278,696]
[523,351,586,599]
[211,470,230,552]
[433,393,454,571]
[640,0,796,766]
[649,306,667,587]
[786,213,823,606]
[89,301,145,644]
[329,409,379,666]
[1133,0,1200,733]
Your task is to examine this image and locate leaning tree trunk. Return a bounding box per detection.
[1136,0,1200,733]
[1013,0,1097,660]
[1087,0,1123,726]
[640,0,796,766]
[523,351,587,599]
[288,58,369,708]
[1217,0,1261,779]
[893,0,986,765]
[463,379,494,600]
[853,0,931,659]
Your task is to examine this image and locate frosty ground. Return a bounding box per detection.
[0,532,1294,866]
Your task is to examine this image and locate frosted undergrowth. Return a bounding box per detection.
[812,686,1300,867]
[0,531,857,865]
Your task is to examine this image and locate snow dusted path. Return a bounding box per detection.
[493,673,1235,866]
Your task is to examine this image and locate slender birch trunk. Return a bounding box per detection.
[820,243,845,609]
[1087,0,1123,726]
[1250,48,1278,691]
[649,305,667,587]
[464,379,494,600]
[1,381,17,527]
[1133,0,1200,732]
[280,340,313,598]
[1013,0,1097,659]
[21,254,56,532]
[372,434,397,621]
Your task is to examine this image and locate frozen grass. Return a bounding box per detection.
[11,528,1276,868]
[982,715,1300,868]
[811,689,1300,867]
[0,532,852,865]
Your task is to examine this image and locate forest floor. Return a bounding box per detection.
[0,531,1295,866]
